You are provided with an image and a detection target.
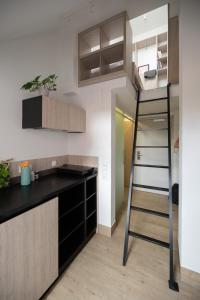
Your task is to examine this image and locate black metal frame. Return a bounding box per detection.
[122,83,179,292]
[167,84,179,291]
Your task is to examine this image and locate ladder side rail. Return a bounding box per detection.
[167,83,179,291]
[123,89,140,265]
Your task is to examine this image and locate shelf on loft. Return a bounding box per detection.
[157,68,167,75]
[135,36,156,50]
[158,32,167,43]
[101,15,124,48]
[80,52,100,69]
[80,49,100,59]
[101,42,124,75]
[101,42,124,64]
[80,52,100,81]
[101,62,124,75]
[158,56,167,63]
[79,27,100,57]
[78,11,132,86]
[157,43,167,53]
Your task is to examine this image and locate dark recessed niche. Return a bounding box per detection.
[87,212,97,236]
[59,203,84,243]
[86,177,96,199]
[59,183,85,217]
[87,194,97,217]
[58,175,97,273]
[59,224,85,270]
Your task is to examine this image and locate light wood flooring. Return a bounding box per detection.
[45,191,200,300]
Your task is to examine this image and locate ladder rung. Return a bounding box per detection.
[128,231,169,248]
[138,112,168,117]
[136,146,168,148]
[138,128,168,132]
[139,97,168,103]
[133,183,169,192]
[131,206,169,218]
[133,164,169,169]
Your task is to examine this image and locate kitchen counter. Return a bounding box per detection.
[0,172,94,224]
[0,168,97,299]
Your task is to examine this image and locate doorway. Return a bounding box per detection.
[130,5,168,90]
[115,108,134,222]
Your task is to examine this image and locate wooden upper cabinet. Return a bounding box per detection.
[0,198,58,300]
[168,16,179,84]
[22,96,86,133]
[78,11,133,87]
[68,104,86,132]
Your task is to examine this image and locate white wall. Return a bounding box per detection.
[64,77,127,227]
[115,111,125,217]
[179,0,200,273]
[137,45,157,70]
[0,31,69,162]
[131,5,167,38]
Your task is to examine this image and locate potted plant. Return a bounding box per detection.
[21,74,58,96]
[41,74,58,96]
[0,160,11,189]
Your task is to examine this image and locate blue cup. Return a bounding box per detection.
[21,166,31,186]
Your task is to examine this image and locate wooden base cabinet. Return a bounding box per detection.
[0,198,58,300]
[0,174,97,299]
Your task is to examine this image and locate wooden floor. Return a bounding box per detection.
[45,191,199,300]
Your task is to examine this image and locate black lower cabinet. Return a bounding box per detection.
[87,212,97,236]
[59,224,85,270]
[59,203,84,242]
[58,174,97,274]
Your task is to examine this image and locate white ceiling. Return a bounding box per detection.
[130,4,168,38]
[0,0,179,42]
[0,0,91,40]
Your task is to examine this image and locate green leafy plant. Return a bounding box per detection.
[42,74,58,91]
[21,74,58,93]
[0,161,10,189]
[21,75,42,92]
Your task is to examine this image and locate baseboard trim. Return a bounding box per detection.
[181,267,200,283]
[98,222,116,237]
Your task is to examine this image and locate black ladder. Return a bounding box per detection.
[122,84,179,292]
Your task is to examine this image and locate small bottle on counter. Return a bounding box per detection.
[20,161,31,186]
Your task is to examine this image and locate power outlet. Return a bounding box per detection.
[52,160,57,167]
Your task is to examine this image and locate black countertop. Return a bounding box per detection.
[0,173,89,224]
